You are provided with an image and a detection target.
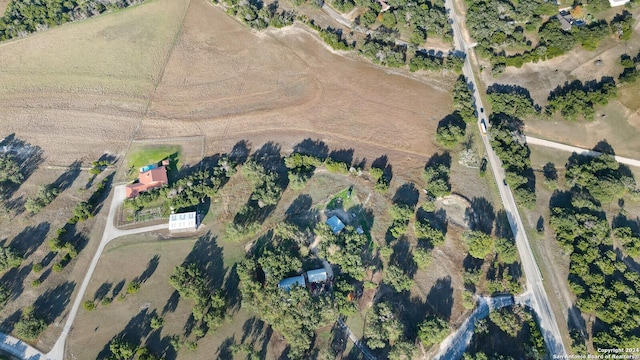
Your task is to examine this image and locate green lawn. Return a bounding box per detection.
[125,144,181,180]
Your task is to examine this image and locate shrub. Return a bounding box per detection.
[83,300,96,311]
[32,263,43,273]
[31,280,42,287]
[126,281,141,295]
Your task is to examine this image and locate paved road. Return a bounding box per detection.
[526,135,640,168]
[46,185,168,360]
[444,0,567,358]
[0,333,45,359]
[434,294,531,360]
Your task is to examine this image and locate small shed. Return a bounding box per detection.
[169,212,197,232]
[326,215,345,234]
[306,268,328,283]
[278,276,306,291]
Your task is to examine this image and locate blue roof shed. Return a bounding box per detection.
[278,276,306,291]
[326,215,345,234]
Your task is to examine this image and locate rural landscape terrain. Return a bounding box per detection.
[0,0,638,358]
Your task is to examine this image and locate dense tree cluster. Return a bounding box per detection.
[613,227,640,258]
[435,118,466,148]
[306,21,352,51]
[487,87,538,118]
[0,154,23,189]
[610,10,635,41]
[565,152,635,203]
[546,78,617,121]
[384,264,413,292]
[318,224,369,280]
[0,0,143,41]
[237,233,336,358]
[108,336,158,360]
[452,76,476,123]
[414,217,445,248]
[223,0,294,30]
[169,262,226,332]
[387,204,414,239]
[463,230,494,259]
[549,152,640,350]
[355,0,451,46]
[489,114,536,208]
[463,0,638,74]
[360,34,406,68]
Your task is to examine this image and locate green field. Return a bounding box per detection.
[125,145,181,180]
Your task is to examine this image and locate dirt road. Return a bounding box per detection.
[526,135,640,168]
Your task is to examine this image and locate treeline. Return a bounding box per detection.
[549,151,639,351]
[0,0,143,41]
[409,51,464,73]
[219,0,294,30]
[546,77,617,121]
[360,34,406,68]
[489,114,536,208]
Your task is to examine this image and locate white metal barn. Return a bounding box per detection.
[169,212,198,232]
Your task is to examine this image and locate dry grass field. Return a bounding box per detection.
[0,0,190,165]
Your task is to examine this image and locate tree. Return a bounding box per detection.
[73,201,94,221]
[25,185,60,214]
[14,306,47,342]
[463,231,494,259]
[126,281,140,295]
[109,337,137,360]
[436,122,466,148]
[388,341,416,360]
[0,246,22,274]
[0,154,23,185]
[414,218,445,247]
[365,302,404,349]
[413,248,432,270]
[150,316,165,330]
[83,300,95,311]
[384,265,413,292]
[495,237,518,264]
[424,163,451,198]
[418,316,449,348]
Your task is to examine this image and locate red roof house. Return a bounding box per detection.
[125,166,168,199]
